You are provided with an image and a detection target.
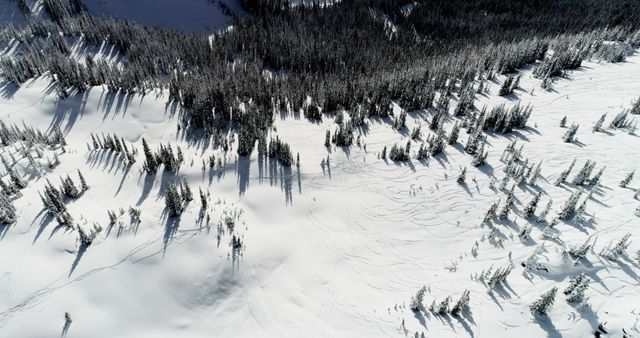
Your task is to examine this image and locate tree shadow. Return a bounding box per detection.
[237,155,250,196]
[534,316,561,338]
[61,319,71,337]
[69,242,88,277]
[32,212,53,244]
[163,213,181,255]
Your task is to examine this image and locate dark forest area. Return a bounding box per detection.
[2,0,640,156]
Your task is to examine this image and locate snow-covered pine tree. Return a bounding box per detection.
[593,113,606,132]
[142,138,157,173]
[498,75,515,96]
[182,180,193,202]
[77,169,88,191]
[588,166,605,186]
[488,265,512,288]
[530,287,557,317]
[8,168,27,189]
[164,184,183,217]
[555,159,576,186]
[537,199,553,223]
[572,160,596,186]
[562,123,579,142]
[619,170,635,188]
[411,124,421,140]
[559,116,567,127]
[457,167,467,184]
[631,96,640,115]
[410,286,427,312]
[199,188,207,208]
[564,273,590,304]
[528,160,542,186]
[568,238,592,259]
[523,191,542,218]
[381,146,386,160]
[450,290,470,316]
[482,199,499,224]
[324,130,330,147]
[61,175,79,198]
[558,190,583,220]
[448,121,460,145]
[601,233,631,260]
[498,185,515,220]
[433,296,451,315]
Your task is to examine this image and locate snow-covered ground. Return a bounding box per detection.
[0,45,639,337]
[81,0,243,33]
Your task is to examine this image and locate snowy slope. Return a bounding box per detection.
[82,0,243,33]
[0,51,639,337]
[0,0,28,30]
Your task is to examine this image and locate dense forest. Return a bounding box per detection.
[2,0,640,156]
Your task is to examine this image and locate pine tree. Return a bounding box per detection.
[457,167,467,184]
[564,273,590,304]
[572,160,596,186]
[558,190,583,220]
[381,146,386,160]
[182,180,193,202]
[588,166,605,185]
[61,175,79,198]
[8,168,27,189]
[483,199,500,224]
[142,138,158,173]
[165,184,183,217]
[593,113,606,132]
[324,130,330,147]
[537,199,553,223]
[562,123,579,142]
[559,116,567,127]
[77,169,88,191]
[631,97,640,115]
[199,188,207,208]
[619,170,635,188]
[498,185,515,220]
[450,290,470,316]
[601,233,631,260]
[530,287,557,317]
[448,121,460,145]
[410,286,427,312]
[523,191,542,218]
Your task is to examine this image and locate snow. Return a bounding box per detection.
[0,0,28,30]
[81,0,244,33]
[1,48,640,337]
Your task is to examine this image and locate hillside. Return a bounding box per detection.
[0,46,639,337]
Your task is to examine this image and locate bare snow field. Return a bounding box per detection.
[0,33,640,338]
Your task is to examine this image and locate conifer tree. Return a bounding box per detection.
[530,287,557,316]
[448,121,460,145]
[559,116,567,127]
[619,170,635,188]
[537,199,553,223]
[523,191,542,218]
[564,273,590,304]
[457,167,467,184]
[142,138,158,173]
[77,169,88,191]
[593,113,606,132]
[410,286,427,312]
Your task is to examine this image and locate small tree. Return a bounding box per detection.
[559,116,567,127]
[530,287,557,317]
[410,286,427,312]
[564,273,590,304]
[77,169,89,191]
[619,170,635,188]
